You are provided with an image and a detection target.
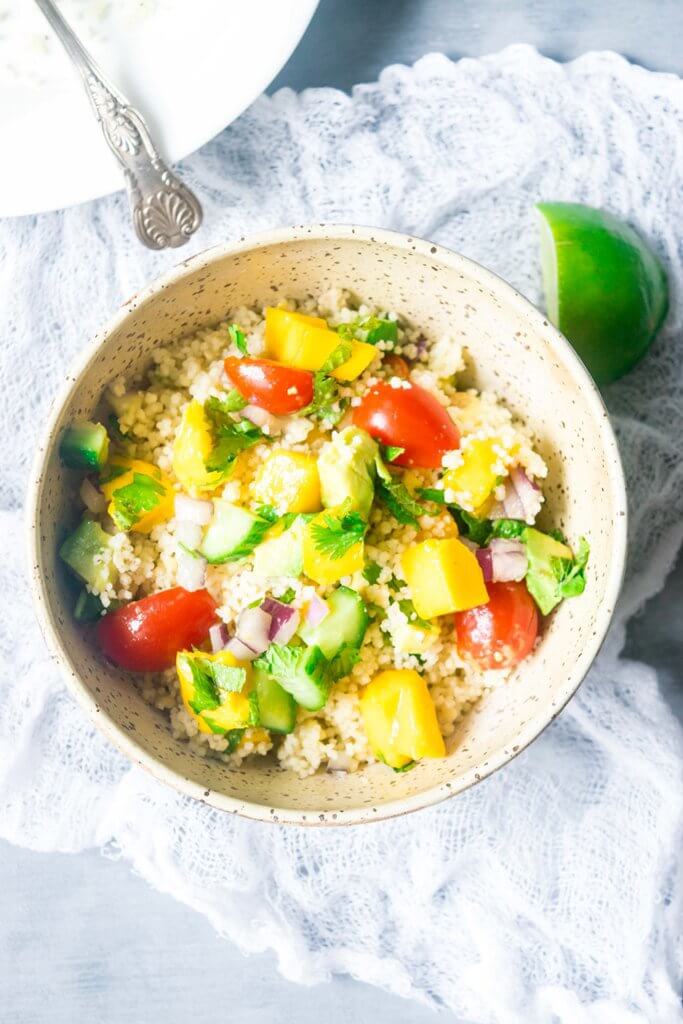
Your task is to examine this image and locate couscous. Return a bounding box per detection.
[57,290,589,777]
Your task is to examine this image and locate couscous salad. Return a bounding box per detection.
[57,290,588,776]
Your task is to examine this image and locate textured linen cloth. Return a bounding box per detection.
[1,47,683,1023]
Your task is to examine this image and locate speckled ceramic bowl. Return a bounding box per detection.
[28,226,627,825]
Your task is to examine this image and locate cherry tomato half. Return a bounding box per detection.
[352,380,459,467]
[224,357,314,415]
[97,587,217,672]
[454,581,539,670]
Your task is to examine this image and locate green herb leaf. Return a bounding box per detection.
[73,589,105,623]
[107,414,129,445]
[255,643,301,678]
[213,516,273,563]
[398,598,432,630]
[203,397,263,476]
[362,561,382,585]
[381,445,405,463]
[310,507,367,559]
[337,315,398,347]
[228,323,248,356]
[556,536,590,599]
[110,472,165,531]
[299,371,347,424]
[376,477,425,526]
[224,728,245,752]
[417,487,447,505]
[179,654,221,714]
[277,587,296,604]
[387,576,403,593]
[320,340,352,375]
[490,518,526,540]
[320,340,353,373]
[448,506,493,546]
[218,388,249,412]
[254,504,279,524]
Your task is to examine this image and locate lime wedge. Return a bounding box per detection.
[537,202,668,384]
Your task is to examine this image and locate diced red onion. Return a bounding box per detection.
[80,477,106,515]
[303,590,329,627]
[176,548,207,591]
[175,520,203,551]
[261,598,300,644]
[490,538,528,581]
[209,622,229,652]
[234,606,272,658]
[476,546,493,582]
[491,466,543,525]
[477,538,528,583]
[226,636,259,661]
[242,405,284,435]
[174,494,212,526]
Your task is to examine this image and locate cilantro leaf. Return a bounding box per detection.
[398,598,432,630]
[557,536,590,599]
[277,587,296,604]
[490,518,526,540]
[254,504,279,524]
[178,654,221,714]
[203,397,263,476]
[417,487,447,505]
[381,445,405,463]
[218,388,248,412]
[110,472,165,531]
[99,463,128,485]
[448,506,493,546]
[374,453,425,526]
[300,372,347,425]
[310,506,367,559]
[337,315,398,347]
[320,340,353,374]
[362,561,382,584]
[228,323,248,356]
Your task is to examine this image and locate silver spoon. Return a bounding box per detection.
[34,0,203,249]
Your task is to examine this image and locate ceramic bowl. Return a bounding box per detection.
[28,225,627,825]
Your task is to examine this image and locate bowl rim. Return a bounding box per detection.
[27,223,628,826]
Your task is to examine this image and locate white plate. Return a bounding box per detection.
[0,0,318,217]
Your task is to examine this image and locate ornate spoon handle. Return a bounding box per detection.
[34,0,202,249]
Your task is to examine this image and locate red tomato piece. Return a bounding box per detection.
[224,357,313,415]
[454,580,539,670]
[97,587,217,672]
[351,380,459,467]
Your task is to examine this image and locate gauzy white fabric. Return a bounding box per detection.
[1,47,682,1024]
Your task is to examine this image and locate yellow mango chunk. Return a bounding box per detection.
[176,649,254,736]
[172,400,225,494]
[100,457,174,533]
[264,307,376,381]
[360,669,445,769]
[401,538,488,619]
[396,621,441,654]
[442,437,506,510]
[302,507,365,585]
[252,449,321,514]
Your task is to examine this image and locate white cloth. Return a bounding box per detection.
[1,46,682,1023]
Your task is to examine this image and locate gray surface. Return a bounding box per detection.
[4,1,683,1021]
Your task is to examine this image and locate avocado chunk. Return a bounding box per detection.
[59,518,116,593]
[252,515,308,578]
[524,527,589,615]
[317,426,378,518]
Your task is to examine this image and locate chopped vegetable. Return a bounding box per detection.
[362,561,382,584]
[524,528,589,614]
[73,589,106,623]
[374,453,426,526]
[303,507,365,585]
[255,643,331,711]
[260,598,300,644]
[441,436,506,512]
[252,666,297,734]
[337,314,398,347]
[228,323,248,356]
[172,400,228,493]
[59,518,116,592]
[252,449,321,514]
[106,468,173,533]
[300,371,347,424]
[298,585,368,659]
[200,500,273,564]
[59,421,110,472]
[203,397,263,475]
[264,307,376,381]
[177,649,256,735]
[359,669,445,769]
[252,514,308,577]
[97,587,217,672]
[401,538,488,619]
[318,426,378,518]
[455,580,538,669]
[352,380,460,468]
[476,538,528,583]
[224,356,314,415]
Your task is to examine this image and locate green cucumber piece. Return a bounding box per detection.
[59,421,110,471]
[73,589,105,622]
[253,666,297,734]
[258,644,331,712]
[298,585,368,659]
[59,518,115,592]
[200,500,270,564]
